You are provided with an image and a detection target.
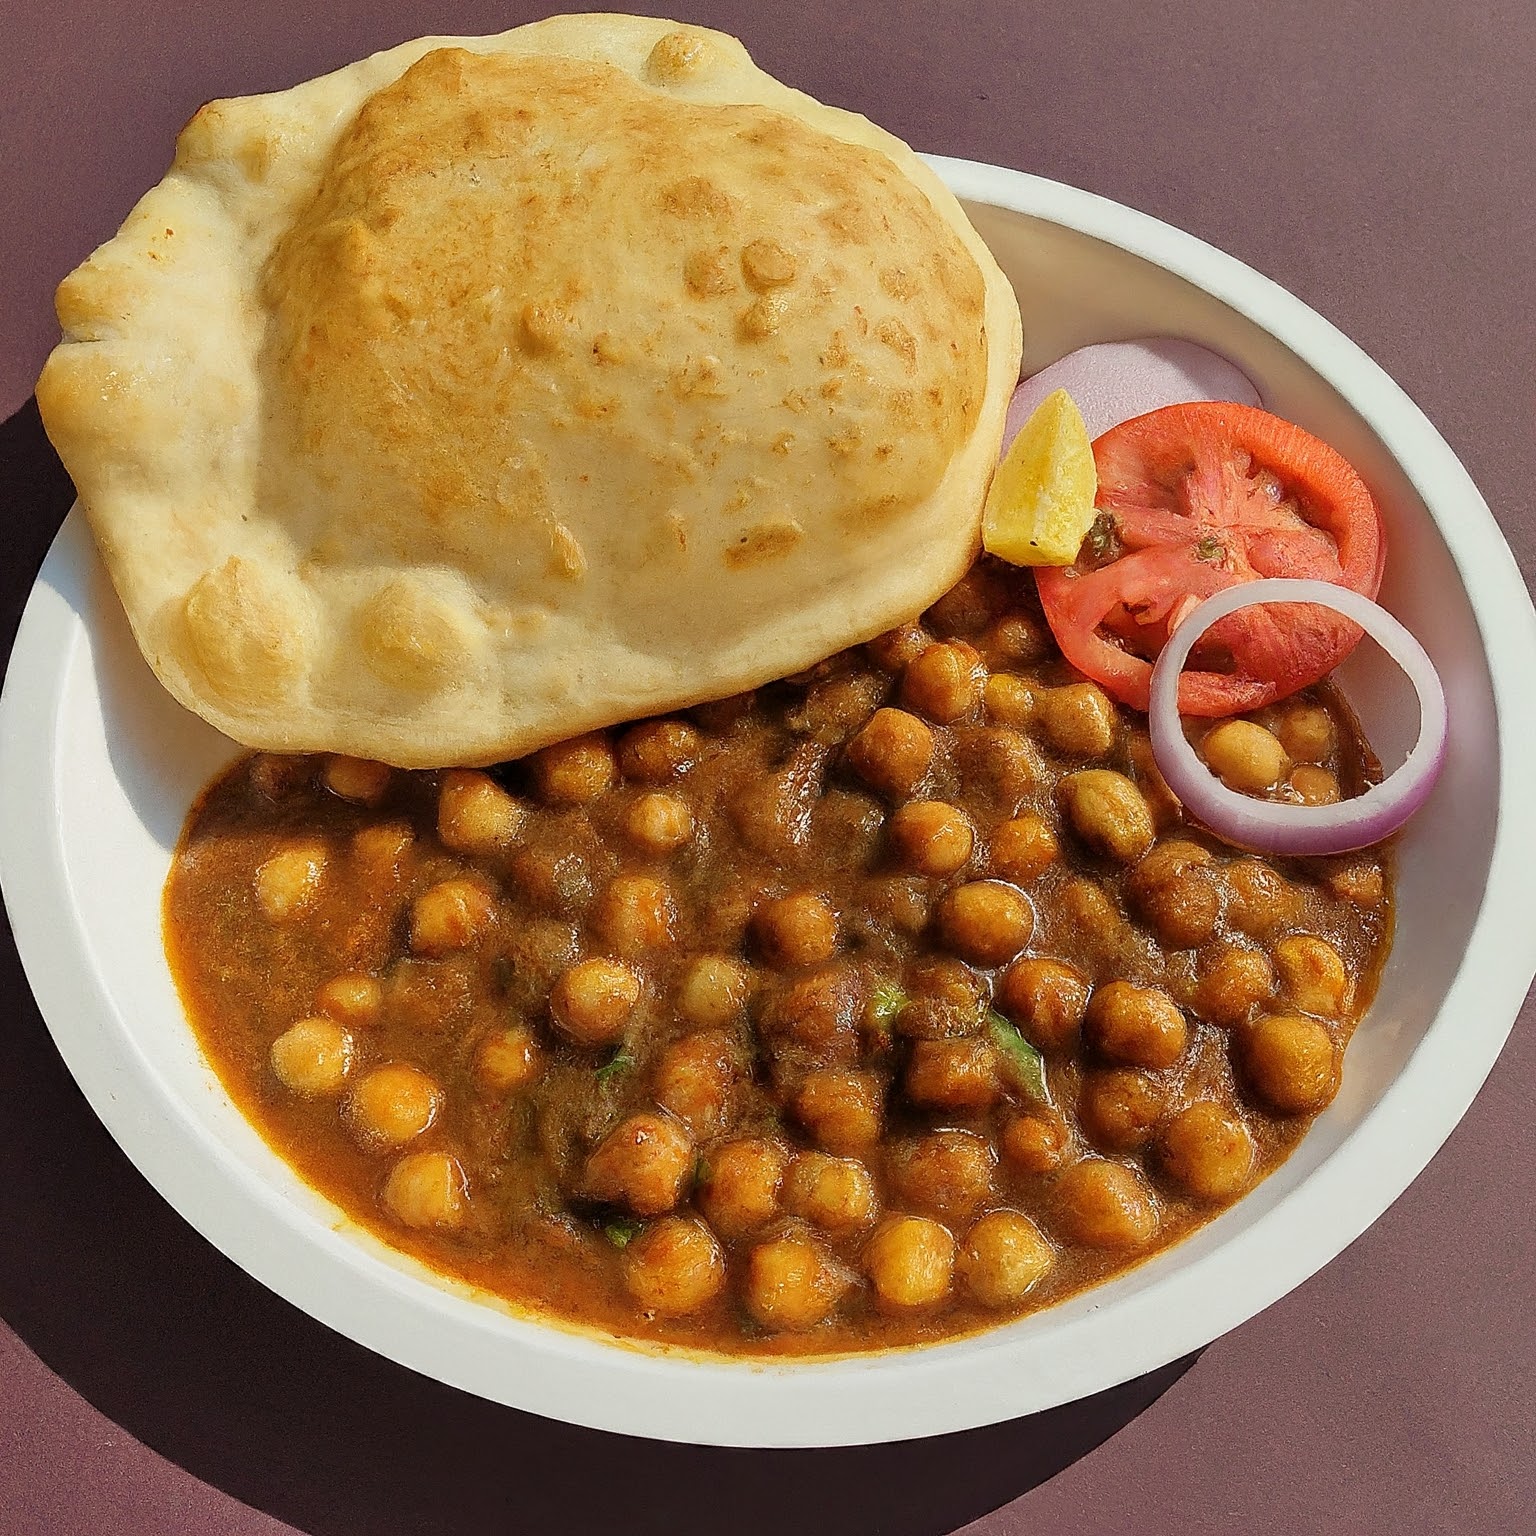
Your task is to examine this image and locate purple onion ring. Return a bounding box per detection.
[1148,578,1448,856]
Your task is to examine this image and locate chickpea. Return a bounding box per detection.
[322,754,392,806]
[1079,1068,1170,1152]
[1288,765,1341,805]
[865,622,929,672]
[511,842,595,917]
[1196,946,1274,1026]
[269,1017,354,1097]
[985,612,1051,665]
[622,1216,726,1317]
[624,792,695,855]
[676,955,751,1029]
[1243,1014,1340,1114]
[755,892,839,969]
[987,812,1059,884]
[653,1031,737,1137]
[254,843,326,921]
[730,767,806,860]
[784,1153,879,1231]
[594,874,676,955]
[997,957,1089,1053]
[315,973,383,1028]
[697,1137,786,1236]
[760,965,861,1064]
[904,1038,1002,1110]
[901,641,985,723]
[889,801,974,878]
[1001,1111,1069,1174]
[887,1130,996,1220]
[1035,682,1116,758]
[474,1025,542,1093]
[550,958,641,1046]
[863,1216,956,1312]
[618,719,702,783]
[800,674,885,743]
[1325,860,1385,909]
[1061,770,1155,862]
[861,875,931,938]
[1160,1102,1256,1201]
[352,820,413,873]
[954,725,1040,805]
[382,1151,468,1231]
[1084,982,1188,1069]
[1057,877,1134,962]
[1127,840,1222,949]
[925,567,1007,636]
[846,708,935,799]
[409,879,497,956]
[347,1063,443,1149]
[437,769,525,857]
[248,752,306,800]
[938,880,1034,966]
[960,1210,1054,1307]
[1274,934,1350,1017]
[983,673,1034,727]
[793,1069,884,1154]
[896,957,987,1041]
[745,1234,854,1331]
[530,732,616,806]
[1276,701,1336,763]
[583,1112,694,1215]
[1054,1160,1159,1248]
[1225,859,1303,938]
[1125,734,1182,832]
[1201,720,1289,793]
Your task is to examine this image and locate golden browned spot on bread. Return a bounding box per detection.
[182,558,305,707]
[876,316,918,370]
[356,578,471,689]
[741,237,797,290]
[726,518,804,567]
[684,246,737,298]
[591,331,629,365]
[660,175,736,221]
[549,523,587,579]
[645,28,716,84]
[518,302,571,355]
[739,294,789,340]
[670,354,731,398]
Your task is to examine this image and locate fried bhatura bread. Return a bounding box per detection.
[37,13,1022,767]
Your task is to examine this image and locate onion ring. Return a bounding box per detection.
[1148,578,1447,855]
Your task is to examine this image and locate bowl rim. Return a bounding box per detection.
[4,156,1535,1448]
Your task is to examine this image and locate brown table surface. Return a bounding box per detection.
[3,2,1533,1532]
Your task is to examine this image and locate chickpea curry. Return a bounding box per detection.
[165,560,1392,1356]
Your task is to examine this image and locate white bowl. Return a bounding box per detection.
[3,158,1534,1449]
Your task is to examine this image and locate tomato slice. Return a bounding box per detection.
[1034,402,1385,714]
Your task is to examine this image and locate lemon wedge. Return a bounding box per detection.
[982,388,1098,566]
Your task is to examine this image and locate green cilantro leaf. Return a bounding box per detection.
[870,982,910,1031]
[595,1050,634,1084]
[1083,511,1120,563]
[603,1217,643,1249]
[987,1009,1049,1101]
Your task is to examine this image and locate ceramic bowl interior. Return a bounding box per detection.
[3,157,1533,1448]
